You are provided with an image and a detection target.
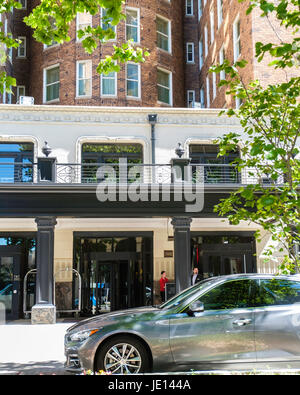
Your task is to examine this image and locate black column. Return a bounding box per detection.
[35,217,57,305]
[171,217,192,294]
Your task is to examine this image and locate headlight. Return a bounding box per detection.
[70,329,100,342]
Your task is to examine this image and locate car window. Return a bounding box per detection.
[256,279,300,307]
[160,278,220,310]
[197,279,256,311]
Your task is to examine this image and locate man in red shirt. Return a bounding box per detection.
[159,271,168,303]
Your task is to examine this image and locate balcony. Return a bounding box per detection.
[0,162,285,186]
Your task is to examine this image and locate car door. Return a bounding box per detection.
[254,278,300,363]
[169,279,256,365]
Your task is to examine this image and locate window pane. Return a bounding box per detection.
[46,83,59,101]
[46,67,59,85]
[102,77,115,95]
[200,280,255,310]
[126,25,138,42]
[127,80,138,97]
[257,279,300,307]
[158,85,169,104]
[127,64,138,81]
[157,70,169,87]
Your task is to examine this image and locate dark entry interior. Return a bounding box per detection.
[191,233,256,280]
[0,235,36,320]
[74,234,153,315]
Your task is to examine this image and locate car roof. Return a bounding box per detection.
[204,273,300,282]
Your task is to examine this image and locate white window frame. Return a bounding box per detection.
[199,40,203,69]
[76,12,93,41]
[204,26,208,57]
[210,8,214,44]
[101,8,117,40]
[125,7,140,44]
[212,70,216,100]
[206,76,210,108]
[156,15,171,53]
[219,45,225,80]
[217,0,223,29]
[233,15,241,62]
[200,87,205,108]
[157,67,172,106]
[187,90,195,108]
[76,60,92,98]
[43,63,60,103]
[198,0,202,20]
[185,0,193,16]
[126,62,141,99]
[101,65,117,97]
[17,36,26,58]
[186,42,195,63]
[17,85,25,103]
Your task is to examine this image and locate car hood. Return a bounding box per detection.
[67,306,160,333]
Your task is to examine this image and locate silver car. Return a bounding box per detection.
[65,274,300,374]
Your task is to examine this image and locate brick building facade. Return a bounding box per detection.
[0,0,298,108]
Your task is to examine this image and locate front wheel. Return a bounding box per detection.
[95,336,151,374]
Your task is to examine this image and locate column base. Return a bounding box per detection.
[31,303,56,325]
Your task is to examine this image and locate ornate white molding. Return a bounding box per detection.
[0,105,241,127]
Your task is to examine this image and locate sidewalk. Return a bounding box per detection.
[0,320,74,375]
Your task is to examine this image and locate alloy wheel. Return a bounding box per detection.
[104,342,142,374]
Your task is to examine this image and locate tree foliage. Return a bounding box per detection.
[211,0,300,272]
[0,0,149,94]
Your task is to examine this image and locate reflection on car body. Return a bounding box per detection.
[65,274,300,374]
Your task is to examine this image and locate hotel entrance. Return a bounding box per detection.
[191,233,256,280]
[74,234,153,315]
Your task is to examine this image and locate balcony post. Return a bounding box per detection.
[31,216,57,324]
[171,217,192,294]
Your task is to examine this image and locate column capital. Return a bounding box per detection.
[171,216,192,230]
[35,216,57,228]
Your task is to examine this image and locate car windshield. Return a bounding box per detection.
[159,277,220,311]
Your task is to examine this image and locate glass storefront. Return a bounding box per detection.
[191,234,256,280]
[0,235,36,320]
[74,234,153,315]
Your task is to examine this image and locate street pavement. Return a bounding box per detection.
[0,320,74,375]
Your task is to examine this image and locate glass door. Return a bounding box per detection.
[0,247,23,320]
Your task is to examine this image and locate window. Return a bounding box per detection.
[217,0,223,28]
[17,37,26,57]
[76,61,92,97]
[44,65,60,102]
[255,279,300,307]
[210,8,214,44]
[18,0,27,9]
[101,69,117,97]
[126,63,140,98]
[126,8,139,43]
[204,26,208,57]
[219,45,225,80]
[199,280,256,311]
[198,0,202,19]
[187,90,195,108]
[233,16,241,62]
[157,69,172,105]
[156,16,171,53]
[185,0,193,15]
[77,12,93,41]
[186,42,194,63]
[235,96,242,109]
[17,86,25,102]
[101,8,116,38]
[0,143,34,183]
[212,72,216,100]
[206,76,210,107]
[199,40,204,69]
[200,87,205,108]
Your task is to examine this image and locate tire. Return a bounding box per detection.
[95,336,151,374]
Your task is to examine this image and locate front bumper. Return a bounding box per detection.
[64,351,83,373]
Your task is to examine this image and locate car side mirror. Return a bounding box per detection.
[189,301,204,314]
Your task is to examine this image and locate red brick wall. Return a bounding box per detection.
[27,0,185,107]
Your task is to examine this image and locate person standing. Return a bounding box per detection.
[159,271,168,303]
[191,267,201,285]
